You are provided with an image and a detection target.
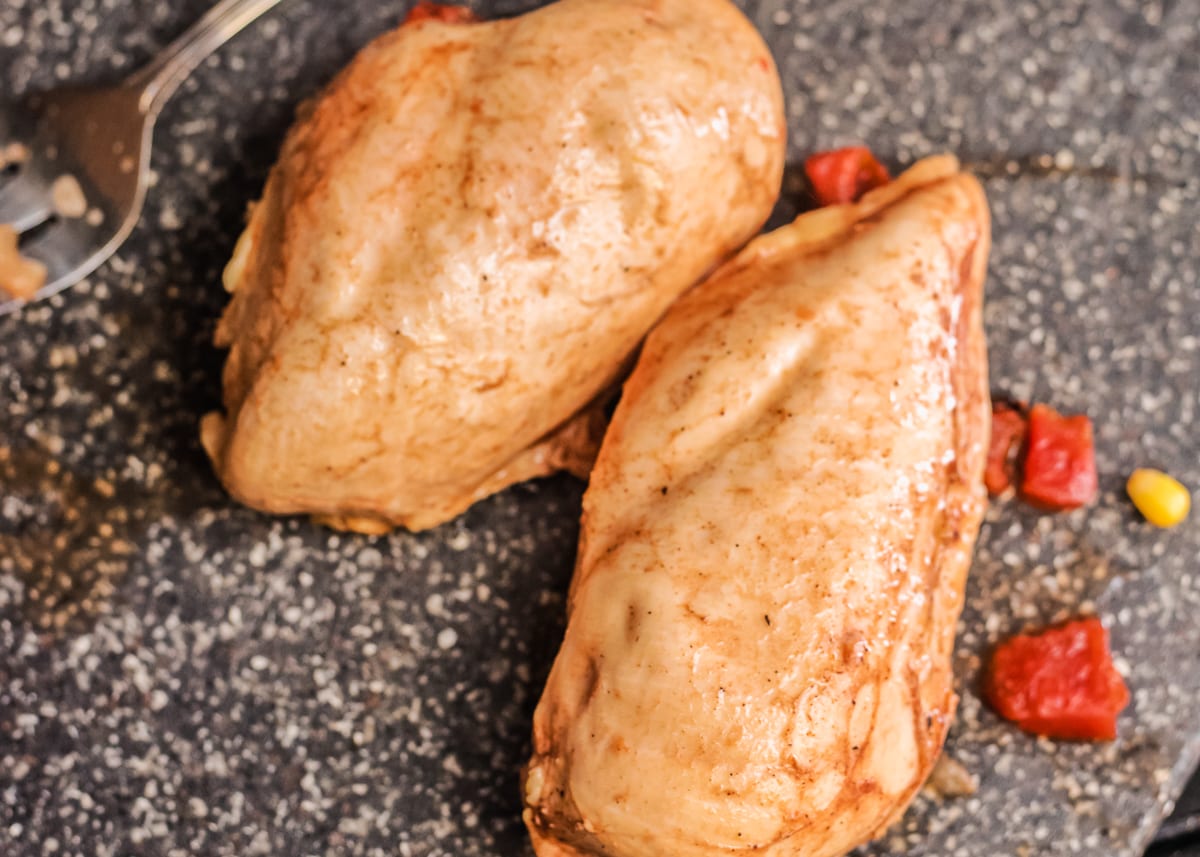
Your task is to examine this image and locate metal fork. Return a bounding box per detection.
[0,0,287,317]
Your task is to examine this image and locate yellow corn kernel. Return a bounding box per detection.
[1126,468,1191,528]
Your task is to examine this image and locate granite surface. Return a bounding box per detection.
[1,1,1199,855]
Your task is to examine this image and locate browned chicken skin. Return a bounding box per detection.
[524,157,991,857]
[200,0,785,532]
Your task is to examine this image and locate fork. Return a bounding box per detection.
[0,0,287,317]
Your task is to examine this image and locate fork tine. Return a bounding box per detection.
[0,169,54,232]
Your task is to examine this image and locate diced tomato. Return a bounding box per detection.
[404,2,477,25]
[986,400,1028,496]
[804,146,891,207]
[984,617,1129,741]
[1019,404,1098,510]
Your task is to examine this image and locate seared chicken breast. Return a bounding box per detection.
[524,156,991,857]
[201,0,785,532]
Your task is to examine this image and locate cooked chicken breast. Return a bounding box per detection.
[201,0,785,533]
[524,156,991,857]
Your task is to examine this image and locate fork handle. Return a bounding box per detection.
[125,0,288,115]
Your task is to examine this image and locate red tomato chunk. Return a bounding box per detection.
[1020,404,1098,510]
[404,2,477,24]
[984,617,1129,741]
[804,146,891,207]
[985,401,1028,496]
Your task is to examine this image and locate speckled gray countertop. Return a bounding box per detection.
[1,1,1198,856]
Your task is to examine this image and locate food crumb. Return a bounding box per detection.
[437,627,458,650]
[0,224,46,300]
[1,142,29,168]
[924,754,979,799]
[52,174,88,219]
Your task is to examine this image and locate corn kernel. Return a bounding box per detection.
[1126,468,1191,528]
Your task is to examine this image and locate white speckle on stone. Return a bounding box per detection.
[248,542,268,567]
[159,206,183,230]
[437,628,458,650]
[187,797,208,818]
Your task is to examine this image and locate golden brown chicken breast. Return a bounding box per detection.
[200,0,786,533]
[524,156,991,857]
